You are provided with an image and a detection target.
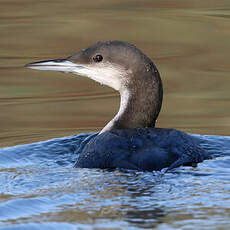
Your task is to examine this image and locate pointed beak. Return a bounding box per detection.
[25,58,85,73]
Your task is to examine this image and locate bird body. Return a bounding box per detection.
[76,128,206,171]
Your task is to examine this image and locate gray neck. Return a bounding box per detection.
[101,70,163,133]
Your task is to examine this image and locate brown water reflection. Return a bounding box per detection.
[0,0,230,147]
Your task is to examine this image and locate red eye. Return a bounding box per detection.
[93,54,103,62]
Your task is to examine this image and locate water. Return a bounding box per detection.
[0,133,230,229]
[1,0,230,229]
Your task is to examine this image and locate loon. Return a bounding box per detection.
[25,40,208,171]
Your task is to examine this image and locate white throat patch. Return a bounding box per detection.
[72,62,128,91]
